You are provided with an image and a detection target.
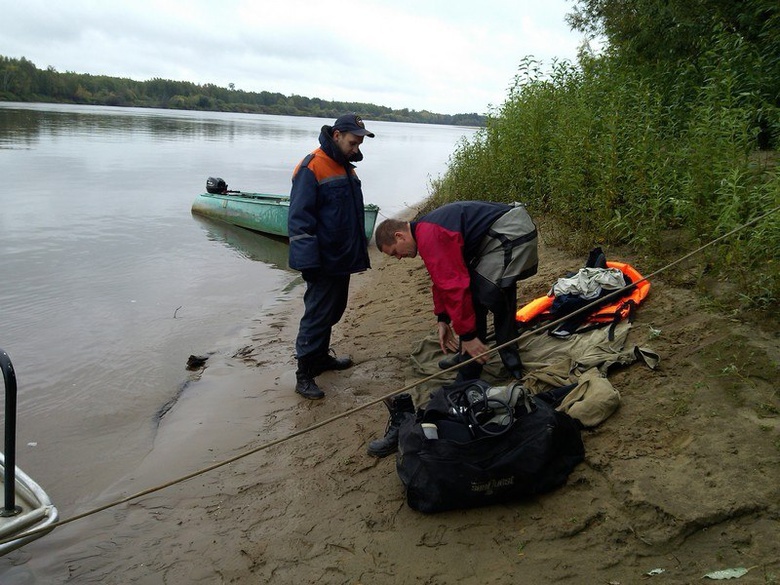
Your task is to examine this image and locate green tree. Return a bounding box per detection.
[0,54,486,126]
[429,3,779,310]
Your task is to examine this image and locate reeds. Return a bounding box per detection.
[429,31,779,311]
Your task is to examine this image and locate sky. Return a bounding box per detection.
[0,0,590,115]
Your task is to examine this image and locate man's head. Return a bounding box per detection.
[375,219,418,259]
[332,113,375,161]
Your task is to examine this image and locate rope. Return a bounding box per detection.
[3,204,778,547]
[477,204,780,359]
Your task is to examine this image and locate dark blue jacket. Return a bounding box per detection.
[288,126,371,276]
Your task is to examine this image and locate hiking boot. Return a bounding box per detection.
[367,393,415,458]
[295,371,324,400]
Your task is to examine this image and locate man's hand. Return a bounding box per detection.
[460,337,491,364]
[437,322,459,354]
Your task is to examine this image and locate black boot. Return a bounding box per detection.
[498,346,524,380]
[312,350,354,376]
[503,355,525,380]
[295,357,324,400]
[367,393,414,458]
[295,372,324,399]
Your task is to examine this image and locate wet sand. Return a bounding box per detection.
[3,236,779,585]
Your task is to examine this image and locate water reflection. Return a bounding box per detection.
[0,102,317,147]
[191,213,293,271]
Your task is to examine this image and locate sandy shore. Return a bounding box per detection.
[4,234,779,585]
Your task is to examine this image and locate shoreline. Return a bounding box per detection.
[5,234,779,584]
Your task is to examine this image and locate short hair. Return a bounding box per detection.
[375,218,408,250]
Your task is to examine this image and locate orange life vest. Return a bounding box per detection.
[516,261,650,330]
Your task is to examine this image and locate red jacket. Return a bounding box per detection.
[411,201,512,339]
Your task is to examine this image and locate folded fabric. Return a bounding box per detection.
[550,267,627,300]
[556,367,621,428]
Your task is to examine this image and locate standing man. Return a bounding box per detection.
[288,113,375,399]
[366,201,538,456]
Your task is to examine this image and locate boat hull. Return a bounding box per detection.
[191,192,379,240]
[0,453,59,556]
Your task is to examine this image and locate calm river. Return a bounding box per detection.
[0,102,475,578]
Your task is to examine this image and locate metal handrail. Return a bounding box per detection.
[0,348,21,516]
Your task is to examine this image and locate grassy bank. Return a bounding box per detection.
[425,23,779,318]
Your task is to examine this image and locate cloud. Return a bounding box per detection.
[0,0,585,114]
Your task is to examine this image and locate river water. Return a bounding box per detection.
[0,102,475,575]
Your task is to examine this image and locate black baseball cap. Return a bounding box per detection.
[332,113,375,138]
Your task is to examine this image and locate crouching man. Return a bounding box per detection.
[366,200,539,457]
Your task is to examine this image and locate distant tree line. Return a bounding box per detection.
[0,55,486,127]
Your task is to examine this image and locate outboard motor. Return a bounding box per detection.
[206,177,228,194]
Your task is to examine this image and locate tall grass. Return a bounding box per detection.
[429,32,779,311]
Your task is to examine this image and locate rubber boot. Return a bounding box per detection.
[367,393,414,458]
[295,357,324,400]
[500,350,524,380]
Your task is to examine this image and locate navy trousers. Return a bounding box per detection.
[295,274,350,362]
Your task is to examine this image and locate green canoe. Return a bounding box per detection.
[191,191,380,240]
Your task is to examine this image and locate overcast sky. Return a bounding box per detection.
[1,0,589,115]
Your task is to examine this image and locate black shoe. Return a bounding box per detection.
[316,352,354,374]
[295,372,324,400]
[367,393,414,458]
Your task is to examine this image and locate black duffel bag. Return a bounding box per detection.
[396,380,584,513]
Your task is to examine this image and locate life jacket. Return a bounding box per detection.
[516,252,650,339]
